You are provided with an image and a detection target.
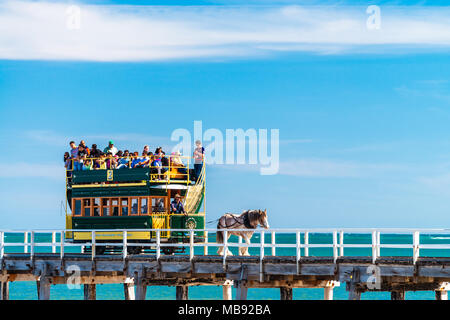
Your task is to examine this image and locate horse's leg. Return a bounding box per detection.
[226,232,233,256]
[238,235,245,256]
[243,233,251,256]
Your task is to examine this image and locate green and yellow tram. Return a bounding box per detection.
[64,156,206,254]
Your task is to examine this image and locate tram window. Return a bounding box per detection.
[74,199,82,216]
[140,197,148,215]
[111,198,119,216]
[102,198,110,216]
[130,198,139,215]
[152,198,166,213]
[83,199,91,217]
[93,198,100,217]
[121,198,129,216]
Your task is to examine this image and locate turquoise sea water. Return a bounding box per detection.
[3,232,450,300]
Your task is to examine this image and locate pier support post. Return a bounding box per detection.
[135,282,147,300]
[391,290,405,300]
[280,287,293,300]
[124,283,135,300]
[222,280,233,300]
[176,286,189,300]
[435,290,448,300]
[347,268,361,300]
[134,270,147,300]
[1,281,9,300]
[37,278,51,300]
[324,287,334,300]
[234,281,248,300]
[84,284,96,300]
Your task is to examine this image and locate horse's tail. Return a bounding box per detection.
[216,221,224,244]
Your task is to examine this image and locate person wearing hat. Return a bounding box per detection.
[171,194,186,214]
[103,140,118,156]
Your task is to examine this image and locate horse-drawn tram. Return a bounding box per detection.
[65,155,206,254]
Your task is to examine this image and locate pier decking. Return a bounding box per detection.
[1,228,450,300]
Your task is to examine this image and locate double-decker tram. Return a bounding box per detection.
[64,154,205,254]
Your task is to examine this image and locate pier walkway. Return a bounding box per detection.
[1,228,450,300]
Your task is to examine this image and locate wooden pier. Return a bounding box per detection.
[1,228,450,300]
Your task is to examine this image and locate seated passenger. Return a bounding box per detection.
[116,150,130,169]
[154,198,165,212]
[150,155,162,179]
[94,153,107,170]
[106,152,117,169]
[171,151,187,175]
[161,151,169,174]
[83,159,93,170]
[131,152,141,168]
[134,151,150,168]
[171,194,186,214]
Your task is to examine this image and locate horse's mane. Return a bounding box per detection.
[241,210,261,228]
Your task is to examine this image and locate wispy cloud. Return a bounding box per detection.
[0,162,64,179]
[215,158,406,178]
[3,2,450,61]
[23,130,173,149]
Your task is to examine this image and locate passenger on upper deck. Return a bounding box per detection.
[79,140,90,156]
[105,152,117,169]
[193,140,204,182]
[116,150,130,169]
[161,151,169,173]
[103,140,118,156]
[171,151,187,175]
[83,158,93,170]
[90,144,102,158]
[171,194,186,214]
[131,151,141,168]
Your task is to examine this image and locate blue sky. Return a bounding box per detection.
[1,0,450,229]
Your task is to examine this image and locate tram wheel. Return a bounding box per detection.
[127,246,142,255]
[95,246,106,255]
[162,247,174,255]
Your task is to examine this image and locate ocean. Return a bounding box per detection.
[2,231,450,300]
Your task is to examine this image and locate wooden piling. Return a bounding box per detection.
[222,280,233,300]
[84,284,96,300]
[135,283,147,300]
[347,268,361,300]
[324,287,333,300]
[37,278,51,300]
[435,290,448,300]
[391,290,405,300]
[124,283,135,300]
[1,281,9,300]
[280,287,293,300]
[176,286,189,300]
[235,281,248,300]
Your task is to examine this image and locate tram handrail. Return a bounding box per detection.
[66,155,199,185]
[2,228,450,268]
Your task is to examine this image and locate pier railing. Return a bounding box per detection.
[2,228,450,264]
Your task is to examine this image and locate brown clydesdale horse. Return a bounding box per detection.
[216,209,269,256]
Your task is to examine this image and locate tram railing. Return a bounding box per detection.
[2,228,450,268]
[66,155,199,185]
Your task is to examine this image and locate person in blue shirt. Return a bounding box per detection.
[131,151,141,168]
[171,194,186,214]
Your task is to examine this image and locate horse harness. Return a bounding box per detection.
[218,210,256,229]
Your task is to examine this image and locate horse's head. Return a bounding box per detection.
[259,209,269,229]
